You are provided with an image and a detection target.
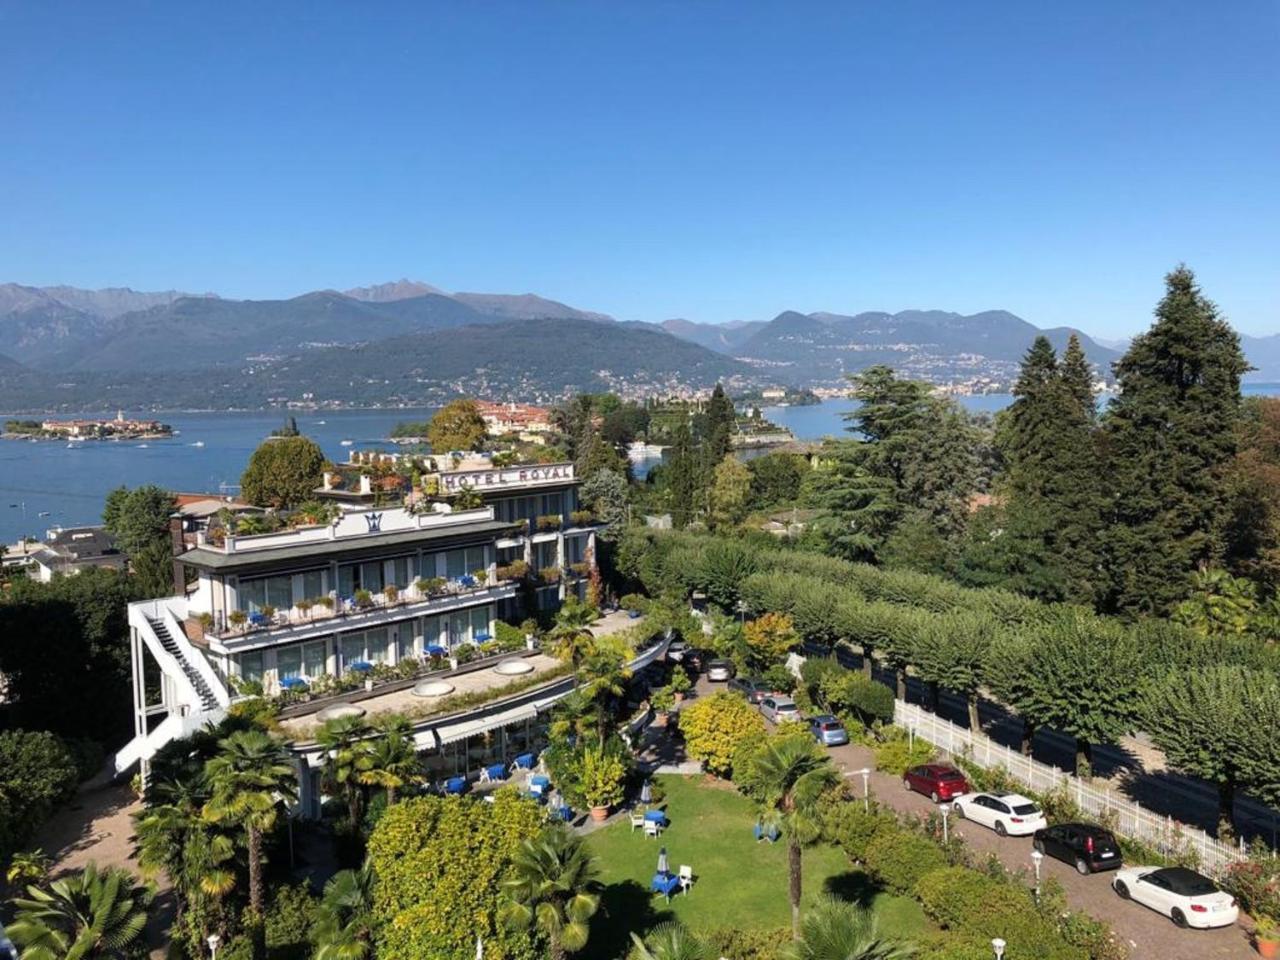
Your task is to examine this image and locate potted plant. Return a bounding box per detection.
[383,584,400,605]
[1257,917,1280,958]
[580,746,626,821]
[228,609,248,632]
[471,568,488,587]
[354,589,374,610]
[315,595,335,617]
[260,604,276,623]
[651,685,675,726]
[668,668,692,703]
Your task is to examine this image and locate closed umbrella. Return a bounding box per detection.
[657,846,668,876]
[640,780,652,805]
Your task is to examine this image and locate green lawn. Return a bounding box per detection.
[583,775,927,959]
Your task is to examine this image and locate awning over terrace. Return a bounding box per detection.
[423,702,540,749]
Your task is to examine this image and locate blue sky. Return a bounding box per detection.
[1,2,1276,337]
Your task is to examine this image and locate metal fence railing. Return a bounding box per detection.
[893,700,1248,876]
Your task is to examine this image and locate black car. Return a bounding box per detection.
[684,648,714,672]
[1033,822,1122,875]
[728,676,781,704]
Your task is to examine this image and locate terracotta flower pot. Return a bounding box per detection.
[590,805,610,822]
[1257,937,1280,959]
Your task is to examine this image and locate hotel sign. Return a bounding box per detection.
[439,463,575,492]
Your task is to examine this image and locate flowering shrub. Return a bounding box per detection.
[680,691,767,778]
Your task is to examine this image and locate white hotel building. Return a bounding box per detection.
[113,459,660,813]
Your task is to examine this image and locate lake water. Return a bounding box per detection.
[0,409,432,544]
[5,384,1279,544]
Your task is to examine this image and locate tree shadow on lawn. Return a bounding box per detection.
[822,869,883,906]
[586,878,675,960]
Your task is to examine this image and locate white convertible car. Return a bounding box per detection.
[1112,866,1239,929]
[951,792,1047,837]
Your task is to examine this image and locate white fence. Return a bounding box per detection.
[893,700,1248,876]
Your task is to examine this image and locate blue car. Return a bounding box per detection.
[809,714,849,747]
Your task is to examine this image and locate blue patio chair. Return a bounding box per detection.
[444,776,467,795]
[474,631,491,642]
[511,752,536,772]
[481,763,507,784]
[248,611,269,627]
[425,644,447,658]
[459,575,477,589]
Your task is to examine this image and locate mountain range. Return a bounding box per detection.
[1,280,1276,411]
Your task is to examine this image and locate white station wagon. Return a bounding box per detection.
[951,792,1047,837]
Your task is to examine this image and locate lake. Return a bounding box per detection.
[5,384,1279,544]
[0,409,431,544]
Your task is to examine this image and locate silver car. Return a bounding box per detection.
[760,695,801,724]
[706,659,735,682]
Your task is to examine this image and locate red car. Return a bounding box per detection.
[902,763,970,803]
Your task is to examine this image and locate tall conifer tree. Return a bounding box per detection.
[1102,266,1248,615]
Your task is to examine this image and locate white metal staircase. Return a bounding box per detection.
[113,599,229,777]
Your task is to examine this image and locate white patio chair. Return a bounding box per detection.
[478,767,493,784]
[644,820,660,839]
[678,865,693,895]
[629,810,646,831]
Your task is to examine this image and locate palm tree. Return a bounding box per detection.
[202,730,297,932]
[312,865,375,960]
[629,922,707,960]
[549,688,601,746]
[357,716,421,804]
[749,732,839,939]
[549,598,600,671]
[784,896,915,960]
[317,714,374,829]
[134,775,237,937]
[7,861,154,960]
[498,824,601,960]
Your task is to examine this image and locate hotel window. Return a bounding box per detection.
[337,560,385,597]
[302,640,327,678]
[397,628,416,662]
[471,606,490,638]
[279,641,328,680]
[277,645,302,681]
[238,650,264,683]
[421,615,443,648]
[340,634,365,668]
[565,536,585,564]
[390,556,411,588]
[300,569,326,600]
[533,541,557,571]
[240,575,293,612]
[445,546,486,579]
[340,628,392,667]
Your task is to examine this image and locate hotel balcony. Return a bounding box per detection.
[196,576,517,653]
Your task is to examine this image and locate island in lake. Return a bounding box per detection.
[4,411,173,441]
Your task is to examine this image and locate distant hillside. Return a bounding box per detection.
[0,317,752,411]
[659,318,765,353]
[343,279,445,301]
[42,292,497,372]
[664,308,1121,386]
[451,292,613,322]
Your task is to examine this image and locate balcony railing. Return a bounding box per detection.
[203,575,512,642]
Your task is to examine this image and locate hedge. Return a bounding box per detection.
[914,867,1087,960]
[863,827,949,895]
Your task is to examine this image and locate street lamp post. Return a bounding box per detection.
[207,934,221,960]
[992,937,1006,960]
[1031,849,1044,904]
